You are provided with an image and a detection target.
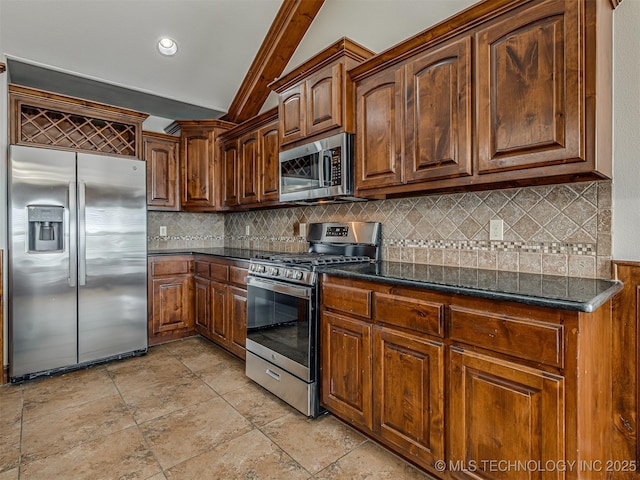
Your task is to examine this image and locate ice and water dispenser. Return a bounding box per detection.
[27,205,64,252]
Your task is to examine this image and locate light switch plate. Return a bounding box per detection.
[299,223,307,238]
[489,219,503,241]
[245,225,251,235]
[159,226,167,237]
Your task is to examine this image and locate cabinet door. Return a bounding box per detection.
[279,84,306,145]
[355,66,404,191]
[475,0,582,174]
[150,275,192,335]
[222,139,239,207]
[258,120,280,204]
[193,276,210,336]
[181,129,215,209]
[321,311,373,430]
[373,327,445,469]
[227,286,247,359]
[306,63,342,137]
[239,132,259,205]
[405,36,472,183]
[449,348,564,480]
[209,280,228,346]
[144,135,179,211]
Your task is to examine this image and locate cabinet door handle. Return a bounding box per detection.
[266,369,281,381]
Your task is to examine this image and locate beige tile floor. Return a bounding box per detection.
[0,336,435,480]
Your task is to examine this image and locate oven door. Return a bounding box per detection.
[246,276,314,382]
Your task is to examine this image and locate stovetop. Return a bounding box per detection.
[253,252,372,266]
[248,221,382,286]
[249,254,373,285]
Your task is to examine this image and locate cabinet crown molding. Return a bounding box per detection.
[269,37,375,92]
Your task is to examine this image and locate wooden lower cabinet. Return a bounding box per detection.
[374,327,445,467]
[228,286,247,359]
[148,254,247,359]
[148,256,194,346]
[321,311,373,430]
[320,274,615,479]
[449,348,564,480]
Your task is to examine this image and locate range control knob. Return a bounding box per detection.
[258,265,266,273]
[270,267,280,276]
[295,271,304,280]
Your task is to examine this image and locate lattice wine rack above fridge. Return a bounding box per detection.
[9,85,148,158]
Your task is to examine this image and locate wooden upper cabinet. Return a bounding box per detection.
[222,138,240,208]
[219,108,280,210]
[239,131,259,205]
[177,120,234,212]
[270,38,375,149]
[405,36,472,183]
[143,132,180,211]
[306,63,343,137]
[279,84,306,145]
[258,118,280,204]
[475,0,581,174]
[355,66,404,190]
[350,0,613,197]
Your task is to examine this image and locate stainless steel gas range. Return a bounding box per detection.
[245,222,382,417]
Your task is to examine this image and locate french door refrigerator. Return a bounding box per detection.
[8,145,148,381]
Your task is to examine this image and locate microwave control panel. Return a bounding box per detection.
[329,147,342,186]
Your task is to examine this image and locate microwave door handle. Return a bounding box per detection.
[322,152,332,187]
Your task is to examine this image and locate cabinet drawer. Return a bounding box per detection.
[322,283,372,318]
[194,261,210,278]
[210,263,229,282]
[374,293,444,337]
[151,259,191,276]
[449,306,564,368]
[229,266,248,287]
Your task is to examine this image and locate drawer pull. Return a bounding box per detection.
[266,369,281,381]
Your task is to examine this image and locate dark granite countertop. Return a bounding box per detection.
[317,261,623,313]
[147,247,278,262]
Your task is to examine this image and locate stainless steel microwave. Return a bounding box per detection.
[279,132,356,203]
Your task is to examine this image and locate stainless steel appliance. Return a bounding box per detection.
[8,145,148,382]
[246,221,381,417]
[279,132,358,203]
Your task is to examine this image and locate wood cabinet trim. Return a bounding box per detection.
[270,37,375,93]
[0,63,6,74]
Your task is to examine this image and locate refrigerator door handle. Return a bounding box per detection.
[78,180,87,286]
[68,181,77,287]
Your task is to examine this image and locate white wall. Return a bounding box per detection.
[612,0,640,262]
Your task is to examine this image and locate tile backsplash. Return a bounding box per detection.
[147,181,612,278]
[147,211,225,249]
[223,181,612,279]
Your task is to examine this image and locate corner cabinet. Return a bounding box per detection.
[350,0,614,198]
[143,132,180,211]
[176,120,235,212]
[192,256,248,359]
[270,37,375,149]
[219,109,280,210]
[320,274,614,479]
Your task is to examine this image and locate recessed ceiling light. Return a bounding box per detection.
[158,37,178,56]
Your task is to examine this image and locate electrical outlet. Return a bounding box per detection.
[299,223,307,238]
[489,219,503,241]
[245,225,251,235]
[159,226,167,237]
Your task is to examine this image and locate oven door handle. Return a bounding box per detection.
[247,276,312,300]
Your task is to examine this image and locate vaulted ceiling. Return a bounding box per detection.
[0,0,476,125]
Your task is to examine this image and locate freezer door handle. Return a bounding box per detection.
[68,181,77,287]
[78,181,87,286]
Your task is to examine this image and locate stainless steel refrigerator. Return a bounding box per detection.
[8,145,148,381]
